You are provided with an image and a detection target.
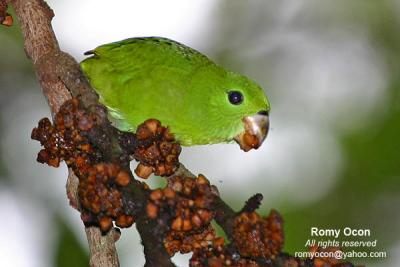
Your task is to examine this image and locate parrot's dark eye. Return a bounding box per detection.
[228,91,244,105]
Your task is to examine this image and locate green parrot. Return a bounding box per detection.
[80,37,270,151]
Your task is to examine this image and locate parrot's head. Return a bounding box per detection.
[190,67,270,151]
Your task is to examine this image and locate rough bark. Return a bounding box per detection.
[9,0,119,266]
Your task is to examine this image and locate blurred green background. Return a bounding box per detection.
[0,1,399,266]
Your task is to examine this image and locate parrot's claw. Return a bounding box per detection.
[234,113,269,152]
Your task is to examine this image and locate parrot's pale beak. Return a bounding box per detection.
[234,111,269,152]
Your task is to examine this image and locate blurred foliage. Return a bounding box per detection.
[0,8,23,183]
[0,131,8,181]
[53,216,88,267]
[283,80,400,264]
[280,0,400,257]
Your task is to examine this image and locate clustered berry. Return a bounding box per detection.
[189,209,284,266]
[168,174,216,231]
[234,132,262,152]
[133,119,181,179]
[79,162,134,232]
[31,99,183,234]
[232,210,284,260]
[32,98,134,232]
[164,225,224,256]
[146,175,215,231]
[31,98,98,173]
[145,174,217,254]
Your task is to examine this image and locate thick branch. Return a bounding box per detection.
[9,0,119,266]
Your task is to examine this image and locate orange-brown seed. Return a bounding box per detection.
[116,214,134,228]
[214,237,225,247]
[163,187,176,198]
[197,174,209,185]
[150,189,163,201]
[155,164,166,175]
[208,258,223,267]
[144,119,160,134]
[191,214,203,228]
[171,217,183,231]
[170,181,183,192]
[78,143,92,152]
[183,186,192,196]
[135,163,153,179]
[194,197,206,208]
[243,133,259,149]
[182,219,192,231]
[163,128,175,141]
[116,171,131,186]
[2,14,13,27]
[197,209,213,222]
[136,126,152,140]
[99,217,113,232]
[47,157,60,167]
[146,203,159,219]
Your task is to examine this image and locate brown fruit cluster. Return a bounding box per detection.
[146,175,215,230]
[79,162,134,232]
[233,210,284,260]
[31,98,97,172]
[164,225,224,256]
[190,244,261,267]
[32,98,134,232]
[168,175,215,231]
[145,174,217,254]
[133,119,181,178]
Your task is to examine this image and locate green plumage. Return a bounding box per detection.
[80,37,270,146]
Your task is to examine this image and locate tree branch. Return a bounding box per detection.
[8,0,119,266]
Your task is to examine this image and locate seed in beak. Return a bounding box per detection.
[234,113,269,152]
